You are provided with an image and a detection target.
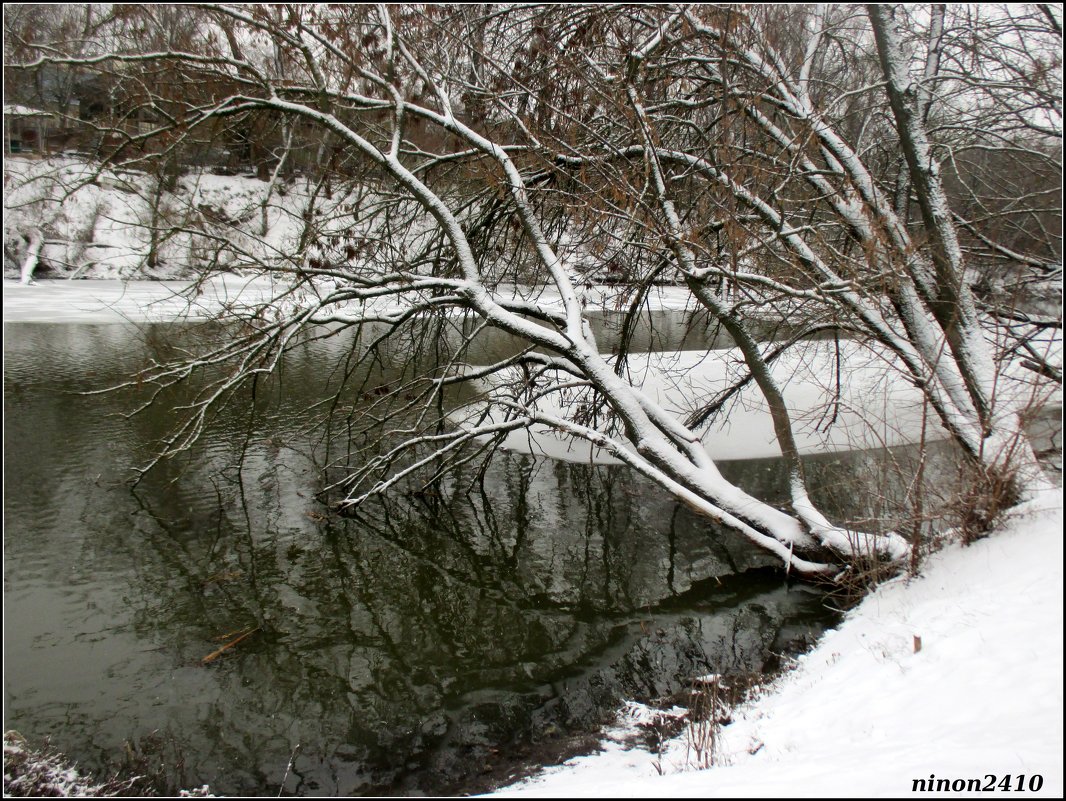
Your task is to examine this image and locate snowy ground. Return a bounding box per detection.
[2,276,288,323]
[1,276,698,323]
[488,491,1064,798]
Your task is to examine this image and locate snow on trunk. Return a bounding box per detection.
[869,3,1052,495]
[19,229,43,285]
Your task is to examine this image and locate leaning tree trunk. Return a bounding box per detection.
[869,4,1051,498]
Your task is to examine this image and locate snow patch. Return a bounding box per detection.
[452,341,954,463]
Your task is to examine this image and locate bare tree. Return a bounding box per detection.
[7,4,1060,575]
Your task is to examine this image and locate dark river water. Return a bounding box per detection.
[5,310,1031,796]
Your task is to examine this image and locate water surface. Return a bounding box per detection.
[4,314,998,795]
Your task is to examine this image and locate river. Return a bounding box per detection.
[5,292,1046,795]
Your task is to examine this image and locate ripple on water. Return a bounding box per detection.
[4,318,894,796]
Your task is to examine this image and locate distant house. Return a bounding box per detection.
[3,105,53,155]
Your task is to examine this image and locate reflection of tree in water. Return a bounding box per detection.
[107,441,837,795]
[9,322,1055,795]
[6,322,977,795]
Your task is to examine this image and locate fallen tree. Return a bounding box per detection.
[7,3,1060,575]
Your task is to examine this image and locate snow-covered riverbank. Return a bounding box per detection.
[2,276,286,323]
[488,492,1064,798]
[1,276,701,323]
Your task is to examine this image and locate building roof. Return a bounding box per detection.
[3,104,53,118]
